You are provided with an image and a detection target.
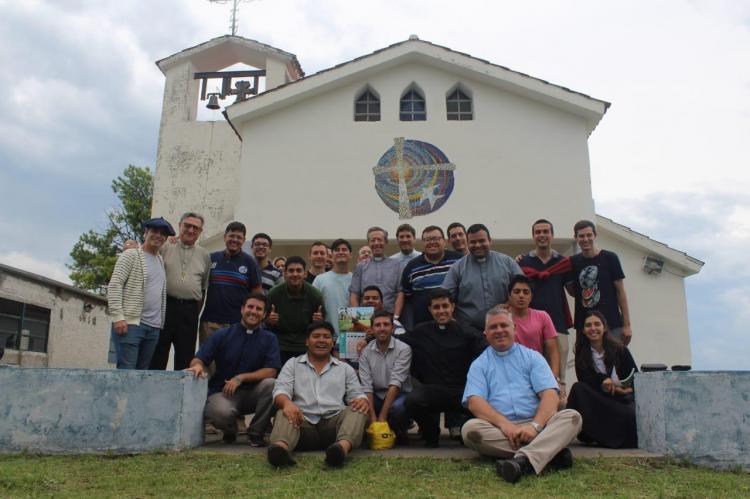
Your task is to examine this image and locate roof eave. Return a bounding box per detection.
[595,215,704,276]
[225,39,609,132]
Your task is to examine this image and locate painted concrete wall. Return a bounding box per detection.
[635,371,750,470]
[0,369,207,454]
[234,60,595,242]
[0,270,110,368]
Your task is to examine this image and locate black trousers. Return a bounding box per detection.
[405,383,468,444]
[149,297,202,371]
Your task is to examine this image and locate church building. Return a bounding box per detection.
[152,35,703,376]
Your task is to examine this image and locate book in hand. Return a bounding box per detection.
[619,369,636,389]
[338,307,374,359]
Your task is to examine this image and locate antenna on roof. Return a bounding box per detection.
[208,0,258,36]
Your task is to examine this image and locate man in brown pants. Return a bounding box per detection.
[267,321,369,467]
[461,306,582,483]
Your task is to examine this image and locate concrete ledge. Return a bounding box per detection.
[636,371,750,470]
[0,368,207,454]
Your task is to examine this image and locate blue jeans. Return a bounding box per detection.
[111,324,160,369]
[372,393,409,434]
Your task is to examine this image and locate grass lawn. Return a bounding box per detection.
[1,452,748,498]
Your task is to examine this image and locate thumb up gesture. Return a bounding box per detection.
[312,305,323,322]
[267,304,279,327]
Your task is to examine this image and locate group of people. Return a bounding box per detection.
[107,214,639,482]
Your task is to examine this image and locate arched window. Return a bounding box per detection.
[400,87,426,121]
[446,87,473,120]
[354,88,380,122]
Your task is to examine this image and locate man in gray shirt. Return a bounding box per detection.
[108,217,173,369]
[442,223,524,337]
[358,310,412,443]
[267,321,369,467]
[349,227,401,312]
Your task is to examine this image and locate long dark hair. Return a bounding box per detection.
[575,310,622,375]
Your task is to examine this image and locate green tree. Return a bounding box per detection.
[68,165,153,294]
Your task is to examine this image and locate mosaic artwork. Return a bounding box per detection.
[372,137,456,219]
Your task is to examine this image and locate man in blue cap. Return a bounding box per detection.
[108,217,174,369]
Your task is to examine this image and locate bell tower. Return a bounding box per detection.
[151,36,303,237]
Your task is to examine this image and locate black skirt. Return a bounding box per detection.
[567,381,637,448]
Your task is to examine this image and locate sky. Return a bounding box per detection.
[0,0,748,369]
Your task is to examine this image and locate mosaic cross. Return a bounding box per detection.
[372,137,456,219]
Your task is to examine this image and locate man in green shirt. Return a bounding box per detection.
[267,256,325,364]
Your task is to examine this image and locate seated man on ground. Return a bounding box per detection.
[185,293,281,446]
[462,306,581,483]
[358,310,413,445]
[267,321,369,467]
[401,289,484,447]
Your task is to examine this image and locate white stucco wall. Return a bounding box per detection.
[233,60,595,242]
[152,59,242,237]
[0,270,110,368]
[594,229,693,367]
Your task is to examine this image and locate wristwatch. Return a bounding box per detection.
[233,376,242,385]
[530,421,543,433]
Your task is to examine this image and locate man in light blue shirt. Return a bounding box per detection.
[442,224,523,337]
[462,306,581,484]
[267,321,369,467]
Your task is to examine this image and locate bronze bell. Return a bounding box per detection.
[206,93,220,110]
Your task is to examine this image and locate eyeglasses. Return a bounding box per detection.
[253,242,270,248]
[182,223,203,232]
[422,236,443,243]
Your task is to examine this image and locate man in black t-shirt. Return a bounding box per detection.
[566,220,632,345]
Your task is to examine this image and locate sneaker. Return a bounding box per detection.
[222,432,237,444]
[548,447,573,471]
[324,442,347,467]
[205,423,220,435]
[267,444,296,467]
[248,434,267,448]
[395,432,410,446]
[499,456,533,484]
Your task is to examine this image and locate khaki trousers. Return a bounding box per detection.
[269,408,368,451]
[462,409,582,474]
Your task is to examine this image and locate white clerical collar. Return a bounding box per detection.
[438,324,446,330]
[492,343,517,357]
[373,256,384,262]
[245,328,256,335]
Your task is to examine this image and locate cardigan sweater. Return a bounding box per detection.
[107,248,167,327]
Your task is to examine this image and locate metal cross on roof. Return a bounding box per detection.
[372,137,456,219]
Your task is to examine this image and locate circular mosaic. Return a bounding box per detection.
[372,138,456,218]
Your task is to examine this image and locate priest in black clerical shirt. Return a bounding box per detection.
[400,288,485,447]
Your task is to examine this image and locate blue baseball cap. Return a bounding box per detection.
[142,217,176,236]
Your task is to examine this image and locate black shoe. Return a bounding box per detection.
[248,434,267,448]
[500,456,533,484]
[424,438,439,448]
[548,448,573,471]
[267,444,296,467]
[395,432,410,446]
[222,432,237,444]
[325,442,347,467]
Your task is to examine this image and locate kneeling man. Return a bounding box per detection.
[358,310,412,443]
[462,306,581,483]
[267,321,369,467]
[185,293,281,446]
